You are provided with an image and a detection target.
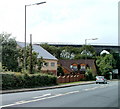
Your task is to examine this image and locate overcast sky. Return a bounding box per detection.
[0,0,119,45]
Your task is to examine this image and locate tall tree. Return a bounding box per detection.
[80,45,96,56]
[74,45,96,59]
[0,32,19,71]
[40,43,61,59]
[18,45,43,73]
[96,54,116,76]
[41,44,96,60]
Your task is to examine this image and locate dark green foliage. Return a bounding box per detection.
[60,46,75,59]
[84,68,95,80]
[85,73,95,81]
[57,66,64,76]
[77,45,96,59]
[41,43,96,60]
[80,45,96,54]
[0,32,44,73]
[0,32,19,71]
[40,43,61,59]
[96,54,116,75]
[18,45,43,73]
[112,53,120,69]
[37,57,44,72]
[1,73,57,90]
[74,54,94,59]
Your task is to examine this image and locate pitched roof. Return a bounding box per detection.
[17,42,57,60]
[58,59,97,75]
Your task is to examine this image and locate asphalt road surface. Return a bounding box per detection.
[0,81,119,108]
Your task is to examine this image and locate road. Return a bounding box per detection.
[0,81,119,108]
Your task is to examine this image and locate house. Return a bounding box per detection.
[17,42,58,75]
[58,59,97,76]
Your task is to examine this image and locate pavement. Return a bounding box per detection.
[1,81,96,94]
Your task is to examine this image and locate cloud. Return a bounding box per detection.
[26,0,118,45]
[0,0,118,45]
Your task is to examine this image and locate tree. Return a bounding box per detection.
[80,45,96,56]
[18,45,43,73]
[37,57,44,72]
[112,52,120,69]
[41,44,96,60]
[60,46,81,59]
[0,32,19,71]
[80,45,95,54]
[40,43,61,59]
[57,66,64,76]
[74,54,93,59]
[74,45,96,59]
[60,46,73,59]
[85,68,94,80]
[96,54,116,76]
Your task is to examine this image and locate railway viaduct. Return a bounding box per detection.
[48,43,120,54]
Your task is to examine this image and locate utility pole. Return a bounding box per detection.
[30,34,33,74]
[24,5,27,72]
[85,39,87,69]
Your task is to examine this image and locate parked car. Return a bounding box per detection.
[96,76,107,84]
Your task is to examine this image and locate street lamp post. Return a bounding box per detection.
[84,38,98,71]
[24,1,46,71]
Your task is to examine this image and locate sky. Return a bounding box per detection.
[0,0,119,45]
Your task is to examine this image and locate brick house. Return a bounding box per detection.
[17,42,58,75]
[58,59,97,76]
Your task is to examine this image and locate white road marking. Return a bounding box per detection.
[64,91,79,95]
[33,93,51,99]
[1,91,79,108]
[84,87,99,91]
[0,103,17,108]
[99,86,107,88]
[1,94,62,108]
[15,100,27,104]
[84,84,114,91]
[54,94,63,96]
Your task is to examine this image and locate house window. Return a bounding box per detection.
[51,62,55,67]
[80,64,86,71]
[70,63,78,71]
[81,65,86,69]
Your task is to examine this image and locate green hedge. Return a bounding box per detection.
[1,73,57,90]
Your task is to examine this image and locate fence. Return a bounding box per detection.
[57,73,85,84]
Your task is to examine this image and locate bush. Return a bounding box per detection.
[1,73,57,90]
[86,73,94,80]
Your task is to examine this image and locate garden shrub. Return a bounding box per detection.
[1,72,57,90]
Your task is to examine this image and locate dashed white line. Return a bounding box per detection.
[84,84,116,91]
[84,87,99,91]
[1,94,62,108]
[33,93,51,99]
[15,100,27,104]
[65,91,79,95]
[1,91,79,108]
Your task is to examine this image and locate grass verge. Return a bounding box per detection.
[59,81,89,85]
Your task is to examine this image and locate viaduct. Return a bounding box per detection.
[48,43,120,54]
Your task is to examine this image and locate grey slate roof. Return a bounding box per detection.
[17,42,58,60]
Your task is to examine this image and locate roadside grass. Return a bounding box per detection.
[59,81,89,85]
